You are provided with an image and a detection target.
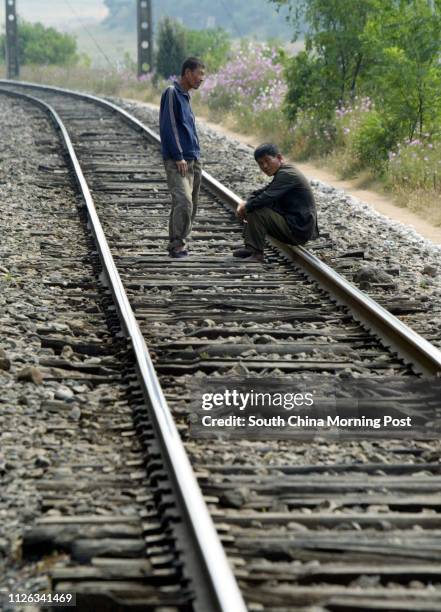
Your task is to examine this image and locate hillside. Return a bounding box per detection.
[103,0,293,40]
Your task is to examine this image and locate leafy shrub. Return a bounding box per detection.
[0,20,78,65]
[287,109,335,159]
[283,51,334,122]
[350,111,391,171]
[387,136,441,191]
[186,28,231,72]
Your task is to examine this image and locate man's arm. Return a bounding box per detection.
[245,170,296,212]
[159,87,187,175]
[249,185,266,197]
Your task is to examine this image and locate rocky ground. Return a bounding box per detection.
[0,89,440,610]
[0,96,149,610]
[115,98,441,348]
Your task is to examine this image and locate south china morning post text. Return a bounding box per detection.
[200,388,411,431]
[188,377,441,440]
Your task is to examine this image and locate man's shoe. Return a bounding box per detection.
[241,252,264,263]
[169,248,188,259]
[233,247,254,258]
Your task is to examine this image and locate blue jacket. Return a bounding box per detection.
[159,81,200,161]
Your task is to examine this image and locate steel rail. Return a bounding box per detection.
[0,86,248,612]
[272,240,441,376]
[2,79,441,377]
[1,79,441,377]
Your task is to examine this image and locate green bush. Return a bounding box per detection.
[287,109,335,159]
[0,20,78,65]
[387,135,441,191]
[186,28,230,72]
[283,51,336,122]
[350,111,390,171]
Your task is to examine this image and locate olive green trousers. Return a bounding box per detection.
[164,159,202,250]
[244,207,300,252]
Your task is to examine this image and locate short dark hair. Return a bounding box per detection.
[254,143,281,160]
[181,57,205,76]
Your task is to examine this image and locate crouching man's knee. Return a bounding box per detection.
[246,208,266,226]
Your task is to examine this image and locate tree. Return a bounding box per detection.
[155,19,231,78]
[363,0,441,139]
[186,28,231,72]
[0,21,78,65]
[272,0,375,113]
[155,18,187,79]
[283,51,326,120]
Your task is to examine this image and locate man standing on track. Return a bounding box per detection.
[159,57,205,258]
[234,143,319,263]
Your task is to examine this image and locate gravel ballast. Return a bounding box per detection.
[1,88,440,611]
[0,95,150,610]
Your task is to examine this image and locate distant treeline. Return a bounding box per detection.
[102,0,294,39]
[0,21,77,66]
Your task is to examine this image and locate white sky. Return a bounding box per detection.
[0,0,108,30]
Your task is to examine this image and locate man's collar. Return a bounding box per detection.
[173,80,189,95]
[275,162,289,173]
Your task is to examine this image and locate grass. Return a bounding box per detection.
[326,146,441,224]
[393,188,441,225]
[11,64,159,103]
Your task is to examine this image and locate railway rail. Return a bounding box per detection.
[1,80,441,611]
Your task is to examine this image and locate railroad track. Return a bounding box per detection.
[1,81,441,612]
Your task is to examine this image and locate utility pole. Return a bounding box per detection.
[5,0,19,78]
[137,0,153,77]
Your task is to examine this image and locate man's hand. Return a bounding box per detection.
[176,159,188,177]
[236,201,247,221]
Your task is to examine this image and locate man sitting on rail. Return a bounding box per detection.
[234,143,319,262]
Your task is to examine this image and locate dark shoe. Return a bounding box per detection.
[233,247,254,258]
[169,248,188,259]
[241,252,264,263]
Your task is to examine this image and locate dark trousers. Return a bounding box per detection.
[244,207,300,252]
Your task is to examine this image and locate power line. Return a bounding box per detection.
[62,0,115,69]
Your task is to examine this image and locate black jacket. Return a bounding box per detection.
[245,163,319,242]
